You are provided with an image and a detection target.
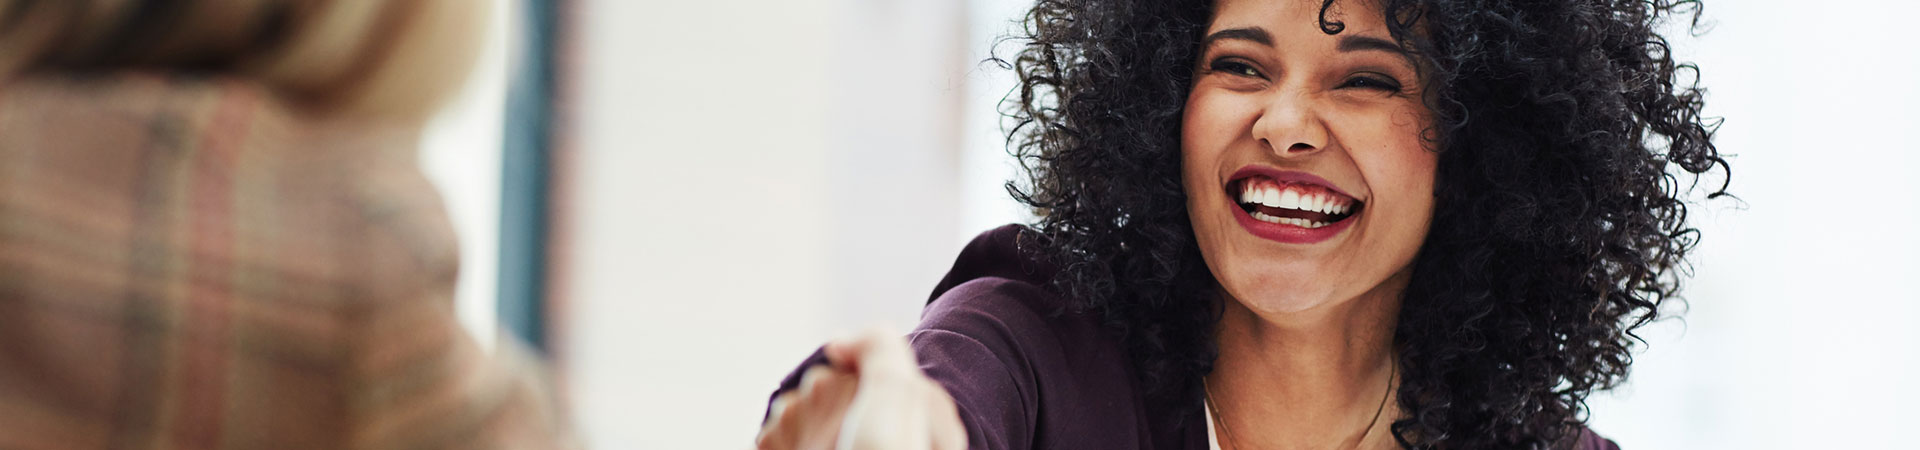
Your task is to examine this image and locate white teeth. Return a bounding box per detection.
[1250,209,1334,228]
[1277,189,1300,209]
[1286,218,1328,228]
[1250,210,1279,223]
[1237,181,1357,220]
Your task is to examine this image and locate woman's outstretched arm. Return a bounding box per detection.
[756,329,967,450]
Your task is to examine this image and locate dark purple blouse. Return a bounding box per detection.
[770,225,1620,450]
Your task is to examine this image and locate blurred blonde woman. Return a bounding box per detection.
[0,1,574,449]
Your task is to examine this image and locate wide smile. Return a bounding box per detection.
[1225,168,1365,244]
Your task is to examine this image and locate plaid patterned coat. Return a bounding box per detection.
[0,73,573,450]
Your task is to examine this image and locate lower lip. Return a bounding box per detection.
[1228,196,1357,244]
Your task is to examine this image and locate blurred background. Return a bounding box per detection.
[428,0,1920,449]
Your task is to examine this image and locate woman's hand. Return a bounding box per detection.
[755,328,968,450]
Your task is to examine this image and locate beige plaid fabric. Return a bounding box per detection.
[0,73,573,450]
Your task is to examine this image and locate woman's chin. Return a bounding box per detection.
[1219,267,1413,323]
[1224,283,1344,316]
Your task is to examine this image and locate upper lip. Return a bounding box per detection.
[1226,166,1361,200]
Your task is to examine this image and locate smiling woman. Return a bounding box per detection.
[756,0,1725,448]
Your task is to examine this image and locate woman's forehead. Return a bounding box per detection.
[1207,0,1393,37]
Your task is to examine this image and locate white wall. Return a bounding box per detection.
[1583,2,1920,449]
[563,0,970,448]
[420,0,515,346]
[960,0,1043,239]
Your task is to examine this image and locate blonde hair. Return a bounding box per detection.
[0,0,485,122]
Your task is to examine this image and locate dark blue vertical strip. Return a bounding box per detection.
[499,0,557,352]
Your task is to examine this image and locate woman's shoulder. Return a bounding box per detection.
[916,224,1108,347]
[1573,426,1622,450]
[920,224,1061,319]
[926,224,1058,304]
[908,226,1152,448]
[914,223,1133,380]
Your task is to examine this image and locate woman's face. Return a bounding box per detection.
[1183,0,1437,315]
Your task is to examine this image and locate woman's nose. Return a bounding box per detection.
[1250,91,1329,158]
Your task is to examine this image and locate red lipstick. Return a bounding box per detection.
[1225,166,1362,245]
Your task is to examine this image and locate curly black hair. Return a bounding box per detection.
[999,0,1727,448]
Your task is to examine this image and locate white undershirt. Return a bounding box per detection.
[1204,397,1224,450]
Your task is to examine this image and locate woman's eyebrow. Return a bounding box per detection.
[1202,27,1273,47]
[1337,35,1408,56]
[1203,27,1406,58]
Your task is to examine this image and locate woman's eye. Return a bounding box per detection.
[1341,75,1403,92]
[1209,59,1262,78]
